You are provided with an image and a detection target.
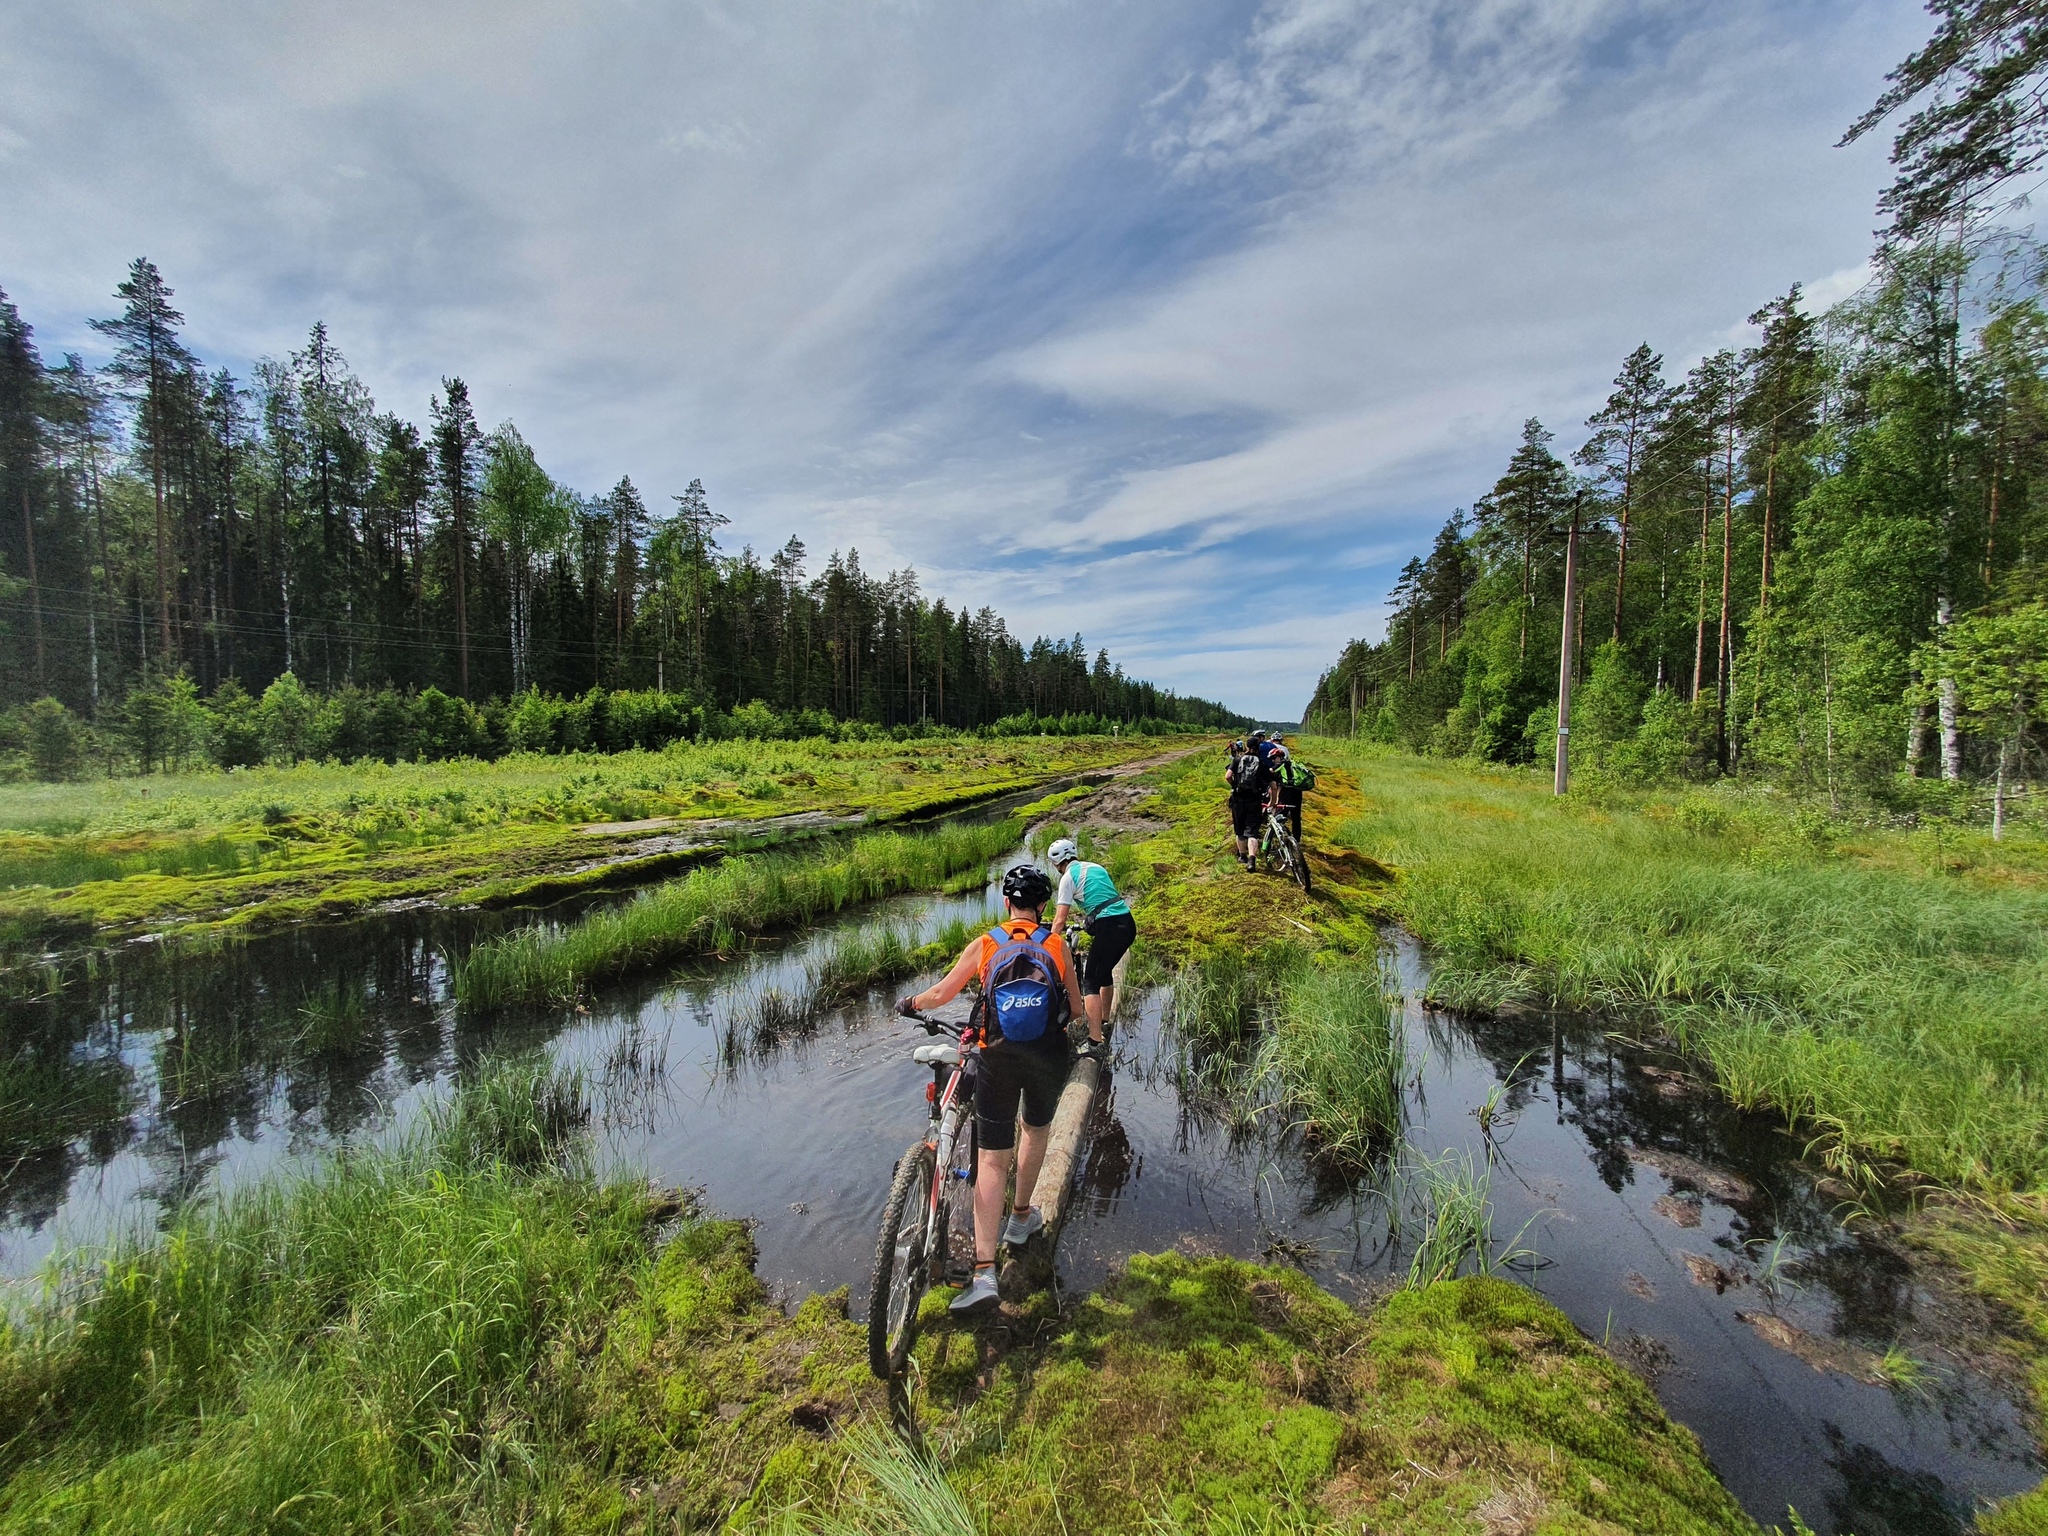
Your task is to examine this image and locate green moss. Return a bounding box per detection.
[733,1252,1756,1536]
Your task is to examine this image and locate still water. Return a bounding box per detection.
[0,855,2035,1534]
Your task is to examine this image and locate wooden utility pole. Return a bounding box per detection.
[1554,493,1583,796]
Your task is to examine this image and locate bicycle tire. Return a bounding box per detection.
[1290,833,1312,894]
[868,1139,936,1380]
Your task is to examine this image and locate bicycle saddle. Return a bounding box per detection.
[912,1043,961,1068]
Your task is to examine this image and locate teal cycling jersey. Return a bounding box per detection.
[1056,860,1131,924]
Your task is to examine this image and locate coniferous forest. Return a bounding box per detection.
[0,265,1236,775]
[1308,6,2048,811]
[1309,239,2048,802]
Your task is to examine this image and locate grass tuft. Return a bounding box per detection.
[454,820,1021,1008]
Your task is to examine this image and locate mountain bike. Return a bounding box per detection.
[868,1009,980,1380]
[1260,802,1312,894]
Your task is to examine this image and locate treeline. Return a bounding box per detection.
[0,261,1237,756]
[1306,233,2048,802]
[1,676,1191,783]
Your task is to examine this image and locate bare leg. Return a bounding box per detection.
[972,1147,1012,1265]
[1084,989,1105,1039]
[1011,1120,1051,1213]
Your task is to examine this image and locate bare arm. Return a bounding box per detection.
[1050,901,1074,934]
[909,940,981,1012]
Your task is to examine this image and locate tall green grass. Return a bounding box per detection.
[1162,949,1405,1161]
[1260,962,1405,1163]
[0,1059,647,1533]
[1315,738,2048,1191]
[454,820,1020,1007]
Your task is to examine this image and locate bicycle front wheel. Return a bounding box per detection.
[869,1139,936,1380]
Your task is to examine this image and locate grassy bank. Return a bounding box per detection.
[0,734,1185,955]
[0,1057,1768,1534]
[1304,738,2048,1195]
[454,819,1023,1006]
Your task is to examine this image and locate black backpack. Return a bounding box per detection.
[1230,753,1264,794]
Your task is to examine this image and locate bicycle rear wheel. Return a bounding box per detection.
[869,1139,936,1380]
[1286,829,1312,894]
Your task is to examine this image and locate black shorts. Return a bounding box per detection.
[1081,912,1135,994]
[1230,793,1264,838]
[976,1037,1068,1151]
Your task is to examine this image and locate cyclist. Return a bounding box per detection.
[897,863,1085,1315]
[1044,836,1130,1052]
[1270,742,1311,844]
[1225,738,1267,871]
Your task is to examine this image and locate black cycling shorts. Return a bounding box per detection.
[976,1036,1068,1152]
[1081,911,1136,995]
[1230,792,1264,838]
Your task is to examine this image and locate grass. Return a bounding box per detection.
[0,1058,647,1532]
[1304,738,2048,1195]
[1261,960,1406,1164]
[454,821,1020,1007]
[1157,947,1405,1165]
[1403,1150,1501,1288]
[0,734,1185,956]
[723,915,983,1059]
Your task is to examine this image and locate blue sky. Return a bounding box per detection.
[0,0,1924,718]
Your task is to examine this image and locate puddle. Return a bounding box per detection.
[0,869,2037,1534]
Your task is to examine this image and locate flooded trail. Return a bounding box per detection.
[1,846,2036,1534]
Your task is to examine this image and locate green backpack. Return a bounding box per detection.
[1277,758,1317,792]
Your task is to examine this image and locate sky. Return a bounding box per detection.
[0,0,1926,719]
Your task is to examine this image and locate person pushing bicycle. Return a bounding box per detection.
[898,863,1086,1315]
[1044,836,1131,1052]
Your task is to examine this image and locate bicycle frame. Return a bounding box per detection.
[915,1017,980,1282]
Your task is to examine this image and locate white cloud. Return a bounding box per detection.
[0,0,1933,718]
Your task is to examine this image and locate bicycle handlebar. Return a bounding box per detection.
[904,1009,968,1038]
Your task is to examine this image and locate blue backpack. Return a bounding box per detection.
[981,924,1064,1043]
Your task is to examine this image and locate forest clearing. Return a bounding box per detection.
[0,738,2042,1532]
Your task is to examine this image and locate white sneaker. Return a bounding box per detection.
[1002,1206,1044,1245]
[949,1268,1000,1314]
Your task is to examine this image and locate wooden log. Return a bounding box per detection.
[996,954,1127,1300]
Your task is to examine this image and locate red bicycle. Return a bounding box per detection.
[867,1009,980,1380]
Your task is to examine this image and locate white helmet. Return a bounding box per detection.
[1046,837,1079,867]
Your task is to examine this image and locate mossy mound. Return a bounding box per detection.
[911,1252,1756,1535]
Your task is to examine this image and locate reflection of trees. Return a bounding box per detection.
[0,906,470,1240]
[1826,1429,1971,1536]
[1438,1003,1851,1288]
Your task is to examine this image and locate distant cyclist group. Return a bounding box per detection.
[1226,729,1315,878]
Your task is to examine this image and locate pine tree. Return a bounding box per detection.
[91,259,191,663]
[431,378,482,697]
[0,288,45,689]
[1577,344,1669,642]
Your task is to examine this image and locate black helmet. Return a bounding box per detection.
[1001,863,1054,909]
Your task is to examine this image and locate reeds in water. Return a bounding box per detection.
[1161,948,1405,1162]
[0,1059,642,1530]
[1259,961,1405,1164]
[453,819,1020,1008]
[1403,1149,1496,1287]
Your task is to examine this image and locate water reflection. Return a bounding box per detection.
[0,887,2038,1535]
